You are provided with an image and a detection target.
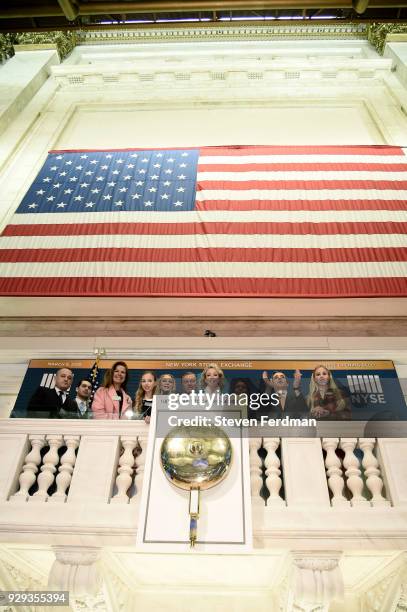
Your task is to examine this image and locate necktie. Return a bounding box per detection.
[56,390,64,406]
[79,401,86,415]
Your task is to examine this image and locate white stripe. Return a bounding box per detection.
[199,154,407,165]
[197,171,407,181]
[196,189,407,201]
[0,261,405,278]
[1,234,407,250]
[9,209,407,226]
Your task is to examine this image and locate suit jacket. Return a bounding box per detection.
[59,398,92,419]
[27,386,77,419]
[92,386,132,419]
[249,390,307,421]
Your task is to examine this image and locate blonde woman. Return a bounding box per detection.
[307,365,350,419]
[158,373,177,395]
[199,363,226,394]
[134,371,157,424]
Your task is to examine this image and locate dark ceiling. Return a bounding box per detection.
[0,0,407,33]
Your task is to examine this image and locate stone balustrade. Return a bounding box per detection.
[0,419,406,553]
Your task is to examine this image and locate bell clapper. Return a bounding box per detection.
[189,487,200,548]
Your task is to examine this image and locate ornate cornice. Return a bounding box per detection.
[77,23,368,46]
[0,31,76,62]
[368,22,407,55]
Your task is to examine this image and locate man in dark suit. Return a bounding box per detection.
[27,367,76,419]
[251,369,307,420]
[60,378,93,419]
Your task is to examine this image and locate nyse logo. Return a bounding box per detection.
[347,374,386,405]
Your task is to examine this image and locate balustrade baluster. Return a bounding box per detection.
[49,436,80,503]
[358,438,390,507]
[249,438,263,501]
[339,438,369,506]
[31,435,63,502]
[10,435,46,502]
[263,438,284,506]
[111,437,138,504]
[131,437,146,504]
[322,438,349,507]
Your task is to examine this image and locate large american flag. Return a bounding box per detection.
[0,145,406,297]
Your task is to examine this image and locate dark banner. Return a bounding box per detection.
[10,359,406,430]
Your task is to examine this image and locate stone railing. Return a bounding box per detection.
[1,420,406,552]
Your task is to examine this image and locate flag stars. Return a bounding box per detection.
[107,181,116,187]
[101,165,108,170]
[153,163,161,168]
[59,171,67,177]
[74,195,83,201]
[177,187,185,192]
[90,160,98,165]
[116,159,124,164]
[135,181,144,186]
[181,152,188,157]
[163,180,171,186]
[114,200,124,206]
[80,154,88,159]
[112,170,120,175]
[96,176,104,182]
[103,194,112,200]
[144,201,153,207]
[80,182,89,188]
[85,171,93,176]
[85,202,95,207]
[132,194,141,199]
[167,158,175,163]
[148,187,157,193]
[91,188,100,194]
[28,203,38,209]
[75,165,83,170]
[138,169,146,174]
[130,153,138,158]
[65,160,73,165]
[177,174,186,180]
[141,158,149,163]
[47,196,55,201]
[150,175,159,180]
[64,188,73,194]
[127,164,135,169]
[105,154,112,159]
[36,189,45,195]
[161,193,169,200]
[119,187,127,193]
[50,165,58,171]
[179,163,187,168]
[56,155,63,160]
[164,169,173,174]
[53,183,61,188]
[123,175,131,180]
[57,202,67,208]
[69,176,78,182]
[43,177,51,182]
[156,153,163,157]
[174,201,183,207]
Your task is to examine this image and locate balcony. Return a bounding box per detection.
[0,418,406,611]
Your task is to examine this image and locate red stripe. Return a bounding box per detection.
[3,222,407,237]
[198,146,404,156]
[1,247,406,264]
[197,180,407,190]
[196,199,407,211]
[0,276,405,297]
[198,163,407,172]
[49,145,404,156]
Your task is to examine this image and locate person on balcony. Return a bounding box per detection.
[200,363,226,395]
[157,373,177,395]
[256,369,307,419]
[92,361,132,419]
[181,371,198,395]
[307,365,351,420]
[60,378,93,419]
[134,371,157,424]
[27,367,77,419]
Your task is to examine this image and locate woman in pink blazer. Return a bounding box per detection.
[92,361,132,419]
